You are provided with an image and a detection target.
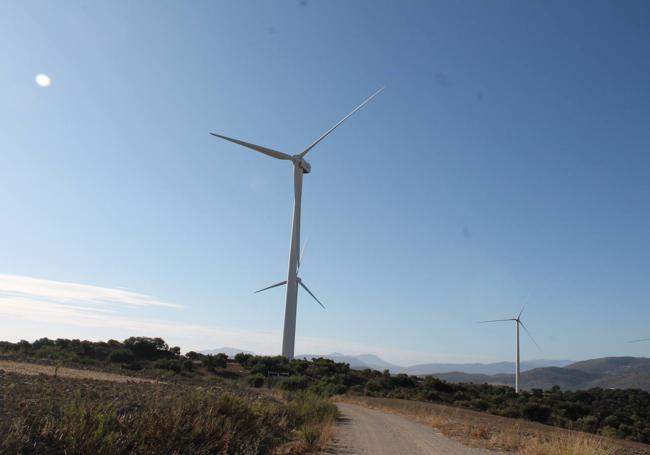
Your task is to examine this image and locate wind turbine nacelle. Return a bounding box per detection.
[295,157,311,173]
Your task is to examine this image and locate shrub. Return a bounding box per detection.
[106,349,135,364]
[185,351,200,360]
[279,375,309,392]
[153,359,182,373]
[248,374,266,388]
[286,391,338,427]
[202,353,227,370]
[235,352,253,364]
[522,403,552,423]
[299,425,322,449]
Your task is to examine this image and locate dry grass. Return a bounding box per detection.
[286,391,339,453]
[519,432,613,455]
[0,359,157,383]
[337,396,650,455]
[0,369,337,455]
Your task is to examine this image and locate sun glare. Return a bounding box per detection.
[35,73,51,87]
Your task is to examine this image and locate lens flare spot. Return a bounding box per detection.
[35,74,51,87]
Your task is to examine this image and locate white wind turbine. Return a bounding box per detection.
[479,307,541,393]
[211,88,383,359]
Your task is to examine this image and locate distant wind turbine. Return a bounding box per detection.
[479,307,541,393]
[211,88,383,359]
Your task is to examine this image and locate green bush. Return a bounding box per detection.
[299,425,322,449]
[279,375,309,392]
[522,403,552,423]
[248,374,266,388]
[202,353,227,370]
[286,391,338,427]
[106,349,135,364]
[153,359,182,373]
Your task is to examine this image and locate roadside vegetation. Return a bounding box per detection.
[2,337,650,449]
[232,353,650,444]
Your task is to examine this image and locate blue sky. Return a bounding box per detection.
[1,0,649,365]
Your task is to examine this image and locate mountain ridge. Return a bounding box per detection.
[431,357,650,392]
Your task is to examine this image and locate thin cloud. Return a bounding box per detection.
[0,274,181,309]
[0,275,447,365]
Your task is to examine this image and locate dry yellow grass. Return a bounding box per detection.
[518,432,613,455]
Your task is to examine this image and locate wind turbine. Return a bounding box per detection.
[479,307,540,393]
[211,88,383,359]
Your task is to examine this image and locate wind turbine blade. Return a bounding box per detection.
[210,133,292,161]
[478,318,517,323]
[254,280,287,294]
[629,337,650,343]
[299,87,384,157]
[298,280,325,309]
[517,306,525,320]
[519,320,542,352]
[298,239,309,271]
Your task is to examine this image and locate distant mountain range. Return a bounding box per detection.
[432,357,650,392]
[400,359,574,375]
[201,347,650,391]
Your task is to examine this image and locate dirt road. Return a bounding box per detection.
[325,402,495,455]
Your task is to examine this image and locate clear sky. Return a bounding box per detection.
[1,0,649,365]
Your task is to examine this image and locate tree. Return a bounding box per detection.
[106,349,135,363]
[202,354,227,370]
[185,351,201,360]
[123,337,173,360]
[522,403,552,423]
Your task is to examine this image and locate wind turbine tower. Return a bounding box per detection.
[480,308,540,393]
[211,88,383,359]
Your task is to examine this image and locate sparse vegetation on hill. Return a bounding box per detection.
[3,337,650,447]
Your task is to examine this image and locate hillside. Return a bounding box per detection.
[428,357,650,392]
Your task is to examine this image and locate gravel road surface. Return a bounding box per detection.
[324,402,496,455]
